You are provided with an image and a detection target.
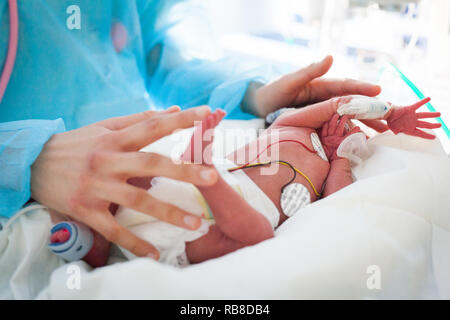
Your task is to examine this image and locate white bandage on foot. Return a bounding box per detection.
[337,96,391,120]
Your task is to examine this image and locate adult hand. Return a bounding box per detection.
[245,55,381,118]
[30,106,218,260]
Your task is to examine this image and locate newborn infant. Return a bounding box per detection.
[48,95,441,267]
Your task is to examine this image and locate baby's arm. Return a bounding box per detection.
[319,115,358,197]
[322,158,352,197]
[337,96,441,139]
[271,96,441,138]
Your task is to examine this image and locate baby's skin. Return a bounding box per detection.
[50,95,441,266]
[181,95,440,263]
[183,110,353,263]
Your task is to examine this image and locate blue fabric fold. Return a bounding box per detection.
[0,0,276,218]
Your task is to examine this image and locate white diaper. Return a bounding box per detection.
[115,158,279,267]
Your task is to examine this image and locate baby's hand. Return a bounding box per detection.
[320,114,362,161]
[387,97,441,140]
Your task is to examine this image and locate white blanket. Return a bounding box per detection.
[1,120,449,299]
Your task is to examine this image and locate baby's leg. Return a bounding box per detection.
[186,225,246,263]
[183,110,274,263]
[49,209,112,268]
[180,110,224,164]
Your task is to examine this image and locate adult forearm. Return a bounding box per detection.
[0,119,66,218]
[240,81,266,117]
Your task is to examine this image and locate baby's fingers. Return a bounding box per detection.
[344,126,361,138]
[416,120,441,130]
[410,97,431,111]
[336,115,349,136]
[413,128,436,140]
[321,121,329,137]
[327,114,340,135]
[417,112,440,119]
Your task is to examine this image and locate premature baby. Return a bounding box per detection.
[48,95,441,267]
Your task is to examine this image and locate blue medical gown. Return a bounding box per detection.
[0,0,270,218]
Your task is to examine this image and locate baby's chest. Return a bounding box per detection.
[274,127,330,167]
[250,127,331,208]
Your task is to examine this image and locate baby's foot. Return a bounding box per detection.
[82,232,111,267]
[181,109,226,165]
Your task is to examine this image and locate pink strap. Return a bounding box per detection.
[0,0,18,103]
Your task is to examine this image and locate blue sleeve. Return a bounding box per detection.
[0,119,66,218]
[138,0,273,119]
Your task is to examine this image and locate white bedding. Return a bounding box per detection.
[1,120,449,299]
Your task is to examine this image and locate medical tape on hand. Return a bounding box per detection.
[337,96,391,120]
[48,221,94,262]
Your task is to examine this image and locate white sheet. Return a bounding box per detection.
[1,120,449,299]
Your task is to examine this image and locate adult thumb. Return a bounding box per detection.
[291,55,333,86]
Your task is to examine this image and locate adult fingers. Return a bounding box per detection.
[417,112,440,119]
[118,106,211,151]
[274,96,352,129]
[98,106,181,131]
[82,212,160,259]
[416,120,442,129]
[93,180,202,230]
[307,78,381,103]
[413,128,436,139]
[285,56,333,91]
[98,152,218,186]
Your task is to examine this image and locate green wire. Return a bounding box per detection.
[386,63,450,139]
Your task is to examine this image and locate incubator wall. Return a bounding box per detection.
[208,0,450,153]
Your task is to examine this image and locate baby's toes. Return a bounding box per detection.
[210,109,225,129]
[206,114,214,131]
[215,109,226,125]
